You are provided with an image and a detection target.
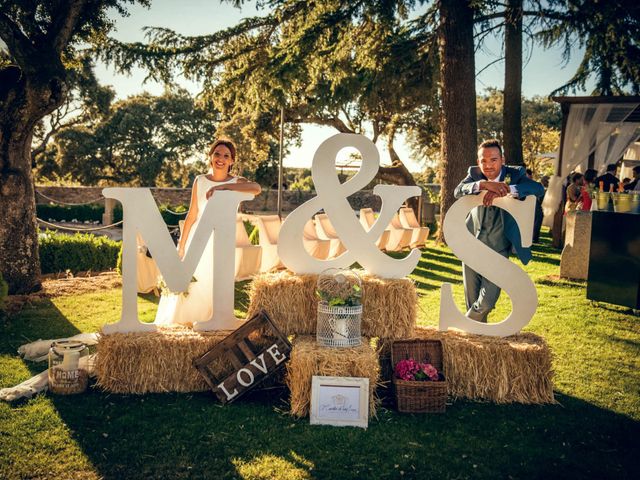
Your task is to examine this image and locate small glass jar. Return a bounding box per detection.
[48,340,89,395]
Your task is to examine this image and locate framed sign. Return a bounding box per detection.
[310,376,369,429]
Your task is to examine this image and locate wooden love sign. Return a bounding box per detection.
[193,310,291,404]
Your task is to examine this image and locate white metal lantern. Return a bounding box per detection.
[316,268,363,348]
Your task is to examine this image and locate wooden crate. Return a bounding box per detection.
[193,310,292,404]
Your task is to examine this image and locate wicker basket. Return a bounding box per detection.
[391,339,447,413]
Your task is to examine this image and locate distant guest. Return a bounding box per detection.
[565,172,585,213]
[595,164,620,192]
[623,166,640,191]
[540,175,550,189]
[581,169,598,211]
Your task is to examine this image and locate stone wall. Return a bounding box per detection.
[35,185,439,223]
[36,185,191,207]
[35,185,384,213]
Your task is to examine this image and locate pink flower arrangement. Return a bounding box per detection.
[394,358,442,382]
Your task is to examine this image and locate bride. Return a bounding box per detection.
[154,138,261,326]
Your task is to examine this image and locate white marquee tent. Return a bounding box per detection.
[541,96,640,246]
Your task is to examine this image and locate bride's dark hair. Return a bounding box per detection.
[208,138,237,165]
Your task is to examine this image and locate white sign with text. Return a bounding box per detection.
[310,376,369,429]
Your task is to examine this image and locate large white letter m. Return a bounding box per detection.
[102,188,253,334]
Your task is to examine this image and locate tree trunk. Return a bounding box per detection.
[376,145,419,213]
[503,0,524,166]
[437,0,478,243]
[1,72,66,294]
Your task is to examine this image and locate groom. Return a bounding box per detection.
[454,139,544,322]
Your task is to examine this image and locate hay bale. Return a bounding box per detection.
[393,327,556,404]
[247,271,416,338]
[248,272,318,336]
[360,274,416,339]
[286,336,380,418]
[95,326,235,394]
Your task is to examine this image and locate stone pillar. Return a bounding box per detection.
[102,198,116,225]
[560,211,592,280]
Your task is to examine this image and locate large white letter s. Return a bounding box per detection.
[439,193,538,337]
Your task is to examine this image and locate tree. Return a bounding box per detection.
[98,1,440,205]
[475,0,639,175]
[475,0,552,168]
[539,0,640,95]
[31,54,115,170]
[476,89,561,173]
[502,0,524,165]
[53,89,215,187]
[0,0,149,294]
[476,87,505,141]
[436,0,478,242]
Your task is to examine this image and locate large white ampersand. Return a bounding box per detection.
[279,133,421,278]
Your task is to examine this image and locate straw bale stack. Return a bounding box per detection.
[382,326,555,404]
[247,271,416,338]
[286,336,380,418]
[95,326,257,394]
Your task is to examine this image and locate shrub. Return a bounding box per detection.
[36,203,188,226]
[37,203,104,222]
[0,272,8,311]
[39,230,121,274]
[116,246,123,275]
[159,204,188,226]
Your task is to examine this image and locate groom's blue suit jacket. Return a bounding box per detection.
[454,165,545,265]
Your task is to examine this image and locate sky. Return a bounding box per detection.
[95,0,592,173]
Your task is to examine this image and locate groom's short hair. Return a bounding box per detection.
[478,139,503,157]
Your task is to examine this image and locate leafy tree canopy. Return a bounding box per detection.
[408,88,561,174]
[0,0,152,293]
[536,0,639,95]
[98,0,440,186]
[31,54,116,166]
[45,88,215,187]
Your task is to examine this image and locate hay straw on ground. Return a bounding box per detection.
[286,336,380,418]
[247,271,416,339]
[381,326,555,404]
[94,326,273,394]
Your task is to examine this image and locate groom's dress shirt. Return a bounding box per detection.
[470,177,519,197]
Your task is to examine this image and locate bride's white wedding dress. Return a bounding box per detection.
[154,174,238,326]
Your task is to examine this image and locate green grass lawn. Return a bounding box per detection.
[1,230,639,479]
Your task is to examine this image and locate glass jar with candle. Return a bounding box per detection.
[48,340,89,395]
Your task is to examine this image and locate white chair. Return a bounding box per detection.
[303,219,331,260]
[254,215,284,272]
[136,233,160,294]
[388,213,417,251]
[358,208,391,250]
[235,217,262,281]
[314,213,346,258]
[359,208,411,252]
[398,207,430,248]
